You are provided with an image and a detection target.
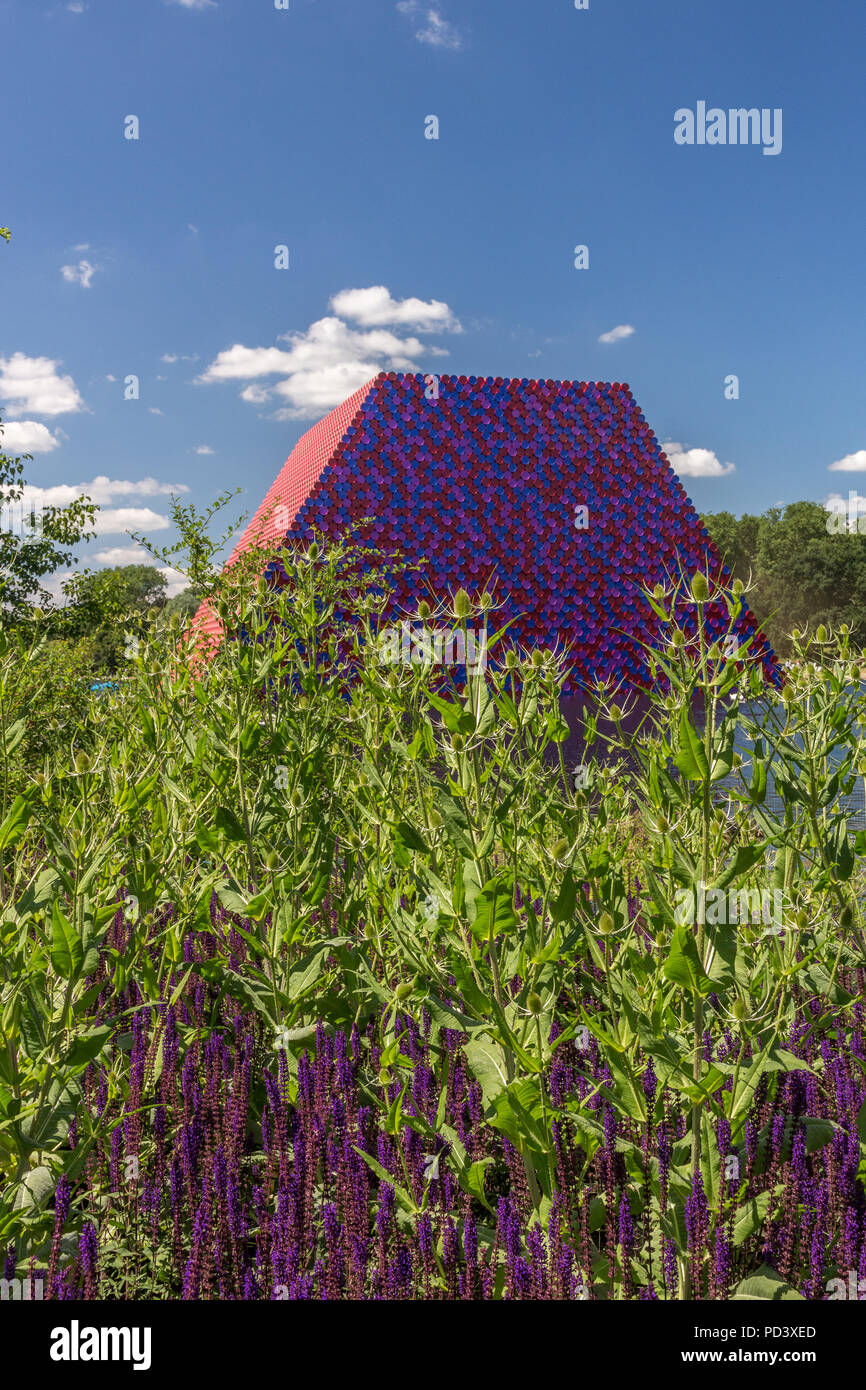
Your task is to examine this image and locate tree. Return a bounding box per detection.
[0,415,97,623]
[60,564,169,673]
[702,502,866,655]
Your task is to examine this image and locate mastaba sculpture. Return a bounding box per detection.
[193,371,776,694]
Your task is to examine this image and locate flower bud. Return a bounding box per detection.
[394,981,414,1000]
[453,588,471,620]
[307,541,320,561]
[840,902,854,928]
[598,911,615,936]
[450,732,465,753]
[417,599,431,620]
[480,591,493,611]
[265,851,280,872]
[732,578,744,596]
[74,751,91,774]
[690,572,710,604]
[815,624,828,644]
[732,998,749,1022]
[527,991,544,1015]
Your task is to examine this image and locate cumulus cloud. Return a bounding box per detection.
[18,476,188,510]
[662,441,735,479]
[60,259,99,289]
[396,2,463,50]
[0,420,61,454]
[194,445,214,454]
[828,450,866,472]
[8,486,176,536]
[598,324,635,345]
[0,354,84,416]
[93,545,152,565]
[330,285,461,332]
[198,287,459,420]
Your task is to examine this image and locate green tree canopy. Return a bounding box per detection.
[60,563,169,672]
[702,501,866,655]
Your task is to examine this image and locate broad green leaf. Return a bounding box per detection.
[49,900,84,980]
[731,1264,805,1301]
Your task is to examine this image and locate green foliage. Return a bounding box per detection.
[0,502,864,1301]
[702,501,866,655]
[0,417,97,622]
[59,564,168,673]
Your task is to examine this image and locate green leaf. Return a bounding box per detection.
[601,1049,647,1123]
[674,709,709,782]
[12,1165,56,1213]
[710,844,766,891]
[550,867,577,924]
[469,878,517,940]
[0,794,33,851]
[663,924,713,995]
[434,791,475,857]
[64,1025,113,1070]
[733,1193,772,1247]
[49,900,84,980]
[464,1038,509,1109]
[730,1264,805,1301]
[214,805,245,841]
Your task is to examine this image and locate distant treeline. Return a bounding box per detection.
[701,501,866,657]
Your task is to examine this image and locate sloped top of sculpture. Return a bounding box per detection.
[194,371,776,693]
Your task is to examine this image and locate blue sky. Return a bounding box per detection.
[1,0,864,592]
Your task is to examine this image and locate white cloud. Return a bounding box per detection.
[598,323,635,345]
[330,285,461,332]
[105,373,117,382]
[194,445,214,454]
[67,2,87,12]
[199,288,458,420]
[662,441,735,479]
[167,0,216,9]
[92,507,172,535]
[188,223,199,237]
[160,566,191,597]
[148,407,164,416]
[0,354,84,416]
[397,2,463,50]
[93,545,152,565]
[72,242,90,251]
[60,259,99,289]
[18,476,189,509]
[161,351,198,364]
[828,449,866,472]
[0,420,61,454]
